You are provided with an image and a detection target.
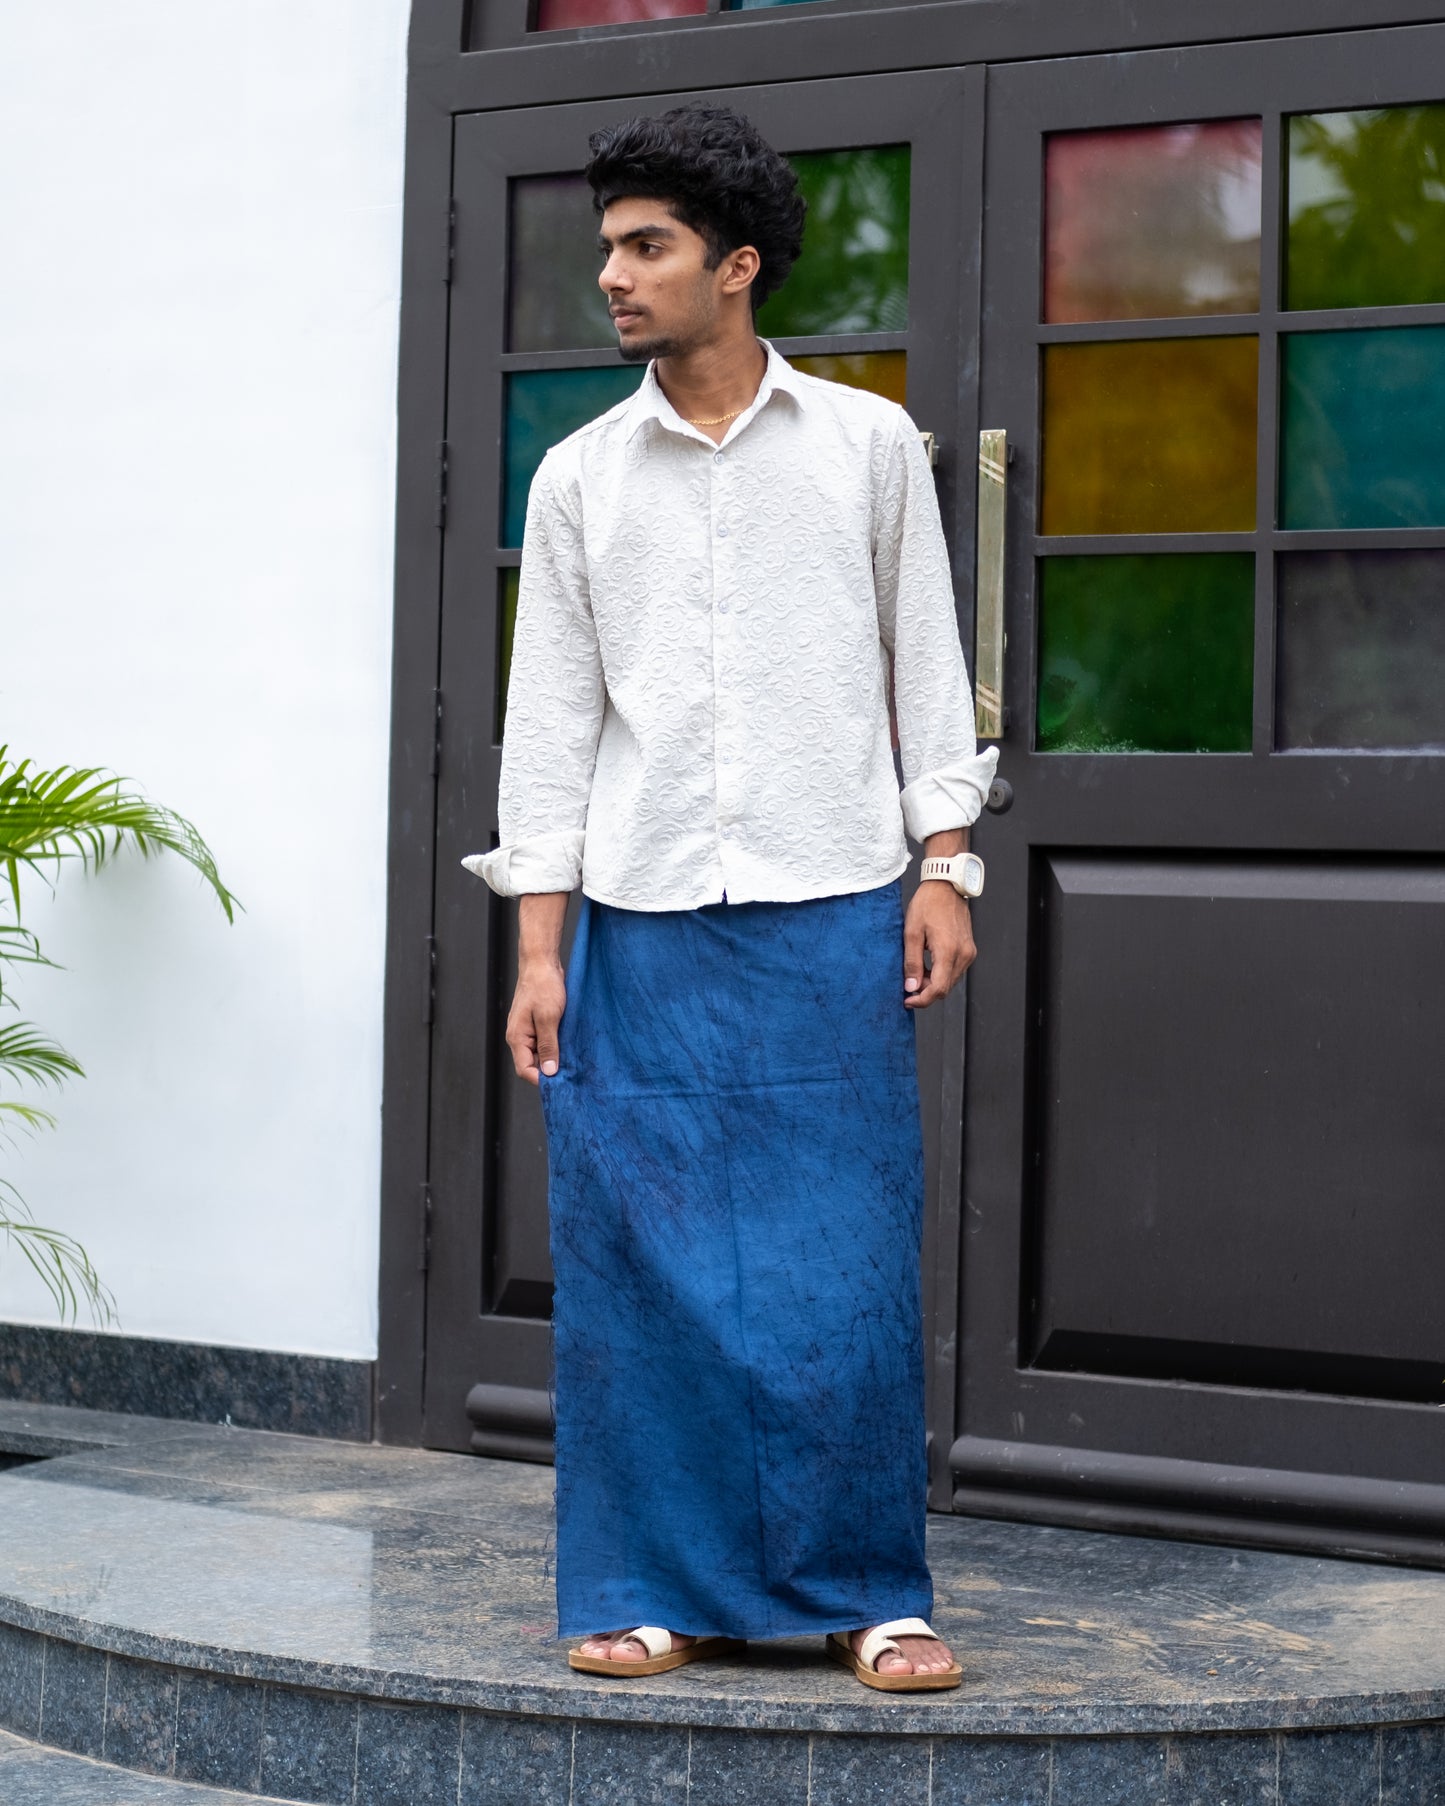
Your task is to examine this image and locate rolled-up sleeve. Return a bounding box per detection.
[464,452,604,897]
[873,414,998,841]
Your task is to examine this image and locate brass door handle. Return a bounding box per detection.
[975,429,1007,739]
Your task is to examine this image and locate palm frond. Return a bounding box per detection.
[0,1100,58,1135]
[0,1020,84,1089]
[0,748,239,923]
[0,1180,115,1326]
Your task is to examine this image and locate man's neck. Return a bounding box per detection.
[655,335,768,441]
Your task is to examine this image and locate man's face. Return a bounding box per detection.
[597,197,725,363]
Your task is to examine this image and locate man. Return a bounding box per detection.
[467,104,996,1690]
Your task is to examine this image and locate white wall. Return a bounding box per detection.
[0,2,410,1358]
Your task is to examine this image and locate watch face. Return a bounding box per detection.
[962,853,985,896]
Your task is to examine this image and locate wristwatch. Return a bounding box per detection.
[919,851,985,898]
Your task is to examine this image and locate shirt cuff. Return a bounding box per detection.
[900,748,1000,841]
[462,829,584,897]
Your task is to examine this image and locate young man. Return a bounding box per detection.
[467,105,997,1690]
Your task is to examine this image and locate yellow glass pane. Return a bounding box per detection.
[1041,338,1258,536]
[789,351,907,406]
[497,568,520,741]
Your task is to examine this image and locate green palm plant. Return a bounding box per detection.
[0,748,238,1322]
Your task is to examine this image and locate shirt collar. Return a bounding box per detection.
[623,339,805,444]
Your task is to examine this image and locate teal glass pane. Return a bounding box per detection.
[503,367,643,547]
[510,174,614,353]
[1038,554,1254,753]
[1278,550,1445,750]
[1287,105,1445,311]
[1281,327,1445,529]
[756,147,909,339]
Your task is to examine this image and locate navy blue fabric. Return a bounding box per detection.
[541,882,933,1641]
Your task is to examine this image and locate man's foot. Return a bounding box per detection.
[850,1625,954,1676]
[576,1630,697,1663]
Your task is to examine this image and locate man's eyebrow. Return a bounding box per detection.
[596,222,679,250]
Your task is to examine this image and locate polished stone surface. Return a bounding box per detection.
[0,1729,295,1803]
[0,1326,372,1441]
[0,1406,1443,1743]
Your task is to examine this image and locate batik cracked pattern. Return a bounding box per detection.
[474,347,997,910]
[541,883,933,1640]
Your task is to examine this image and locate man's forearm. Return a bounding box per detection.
[922,826,970,860]
[518,891,570,968]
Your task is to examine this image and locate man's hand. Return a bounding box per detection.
[903,883,976,1009]
[904,827,977,1010]
[506,892,570,1085]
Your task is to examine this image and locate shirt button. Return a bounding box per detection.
[713,451,724,465]
[717,525,729,538]
[721,826,733,841]
[721,751,732,765]
[718,599,730,614]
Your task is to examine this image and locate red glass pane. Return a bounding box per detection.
[1045,119,1262,322]
[534,0,706,28]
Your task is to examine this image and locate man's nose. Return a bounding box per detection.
[599,253,629,294]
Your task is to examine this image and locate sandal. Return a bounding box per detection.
[568,1626,744,1676]
[827,1618,963,1692]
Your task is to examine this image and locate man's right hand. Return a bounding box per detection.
[506,891,572,1085]
[506,958,567,1084]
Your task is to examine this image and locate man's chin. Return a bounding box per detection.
[618,333,678,364]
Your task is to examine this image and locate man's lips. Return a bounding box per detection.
[610,309,644,326]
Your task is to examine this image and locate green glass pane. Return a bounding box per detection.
[1281,327,1445,529]
[789,350,907,405]
[1277,550,1445,750]
[1045,119,1261,323]
[510,174,614,353]
[1041,339,1258,535]
[756,147,909,339]
[1038,554,1254,753]
[1287,105,1445,311]
[497,567,520,741]
[504,366,644,547]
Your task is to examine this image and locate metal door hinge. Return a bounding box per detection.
[417,1182,433,1273]
[422,934,436,1026]
[429,689,443,777]
[443,199,456,285]
[435,440,449,530]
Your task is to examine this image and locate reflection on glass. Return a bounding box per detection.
[757,147,910,339]
[1042,339,1258,535]
[1045,119,1262,322]
[1281,327,1445,529]
[789,350,907,405]
[1277,550,1445,750]
[534,0,705,28]
[1287,105,1445,311]
[724,0,828,6]
[504,367,644,546]
[498,568,520,741]
[1038,554,1254,752]
[510,174,614,353]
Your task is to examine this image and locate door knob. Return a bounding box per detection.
[985,777,1013,815]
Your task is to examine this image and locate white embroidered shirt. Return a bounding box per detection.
[469,343,998,911]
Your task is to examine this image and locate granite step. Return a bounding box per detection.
[0,1402,1442,1806]
[0,1730,298,1805]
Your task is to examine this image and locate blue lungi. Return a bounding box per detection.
[540,881,933,1641]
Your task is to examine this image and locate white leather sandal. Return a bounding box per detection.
[827,1618,963,1692]
[568,1626,744,1676]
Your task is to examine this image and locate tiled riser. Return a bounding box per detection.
[1,1626,1440,1806]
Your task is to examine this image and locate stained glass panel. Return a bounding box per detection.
[789,350,907,405]
[1287,105,1445,312]
[1277,550,1445,750]
[504,366,644,547]
[1045,120,1262,323]
[724,0,829,7]
[756,147,910,339]
[534,0,705,29]
[1281,327,1445,530]
[509,174,613,353]
[497,568,520,741]
[1037,554,1254,753]
[1041,338,1258,535]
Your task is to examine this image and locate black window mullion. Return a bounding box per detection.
[1253,107,1285,759]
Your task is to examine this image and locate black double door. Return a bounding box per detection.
[420,27,1445,1558]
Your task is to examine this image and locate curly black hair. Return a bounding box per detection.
[585,105,806,310]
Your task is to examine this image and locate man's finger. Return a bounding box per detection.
[506,1017,540,1086]
[903,916,926,997]
[535,1010,561,1079]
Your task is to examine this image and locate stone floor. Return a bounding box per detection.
[0,1401,1442,1803]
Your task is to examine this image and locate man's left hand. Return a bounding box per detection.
[903,882,976,1009]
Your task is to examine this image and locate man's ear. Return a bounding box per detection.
[721,244,762,298]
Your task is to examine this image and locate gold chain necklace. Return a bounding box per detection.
[683,405,745,426]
